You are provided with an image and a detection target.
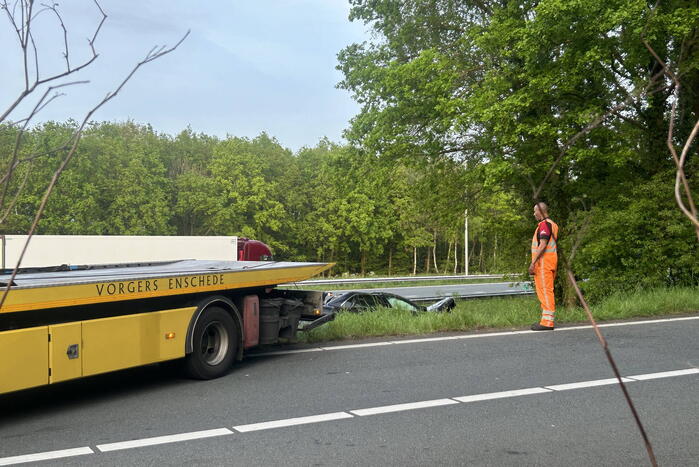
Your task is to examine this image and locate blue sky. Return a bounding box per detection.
[0,1,369,151]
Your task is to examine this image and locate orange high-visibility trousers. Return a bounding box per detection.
[534,261,556,327]
[531,219,558,327]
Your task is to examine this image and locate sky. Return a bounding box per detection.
[0,1,369,151]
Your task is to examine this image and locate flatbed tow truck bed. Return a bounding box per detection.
[0,260,331,313]
[0,260,333,394]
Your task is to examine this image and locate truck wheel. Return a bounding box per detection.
[185,306,238,380]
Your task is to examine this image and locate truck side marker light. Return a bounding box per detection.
[165,332,176,340]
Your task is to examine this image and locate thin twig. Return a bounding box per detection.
[0,0,106,124]
[0,160,33,224]
[532,67,665,200]
[562,261,658,467]
[642,39,699,239]
[0,29,190,310]
[0,80,86,210]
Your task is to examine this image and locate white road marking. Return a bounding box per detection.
[350,398,459,416]
[627,368,699,381]
[233,412,353,433]
[545,377,635,391]
[96,428,232,452]
[258,348,324,356]
[574,316,699,328]
[2,366,697,464]
[391,336,461,344]
[453,387,552,403]
[250,315,699,356]
[0,447,93,466]
[321,342,394,350]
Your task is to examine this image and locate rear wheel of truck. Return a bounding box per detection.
[185,306,238,379]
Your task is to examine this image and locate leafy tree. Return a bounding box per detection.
[339,0,699,293]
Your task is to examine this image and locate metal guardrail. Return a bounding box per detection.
[289,274,507,286]
[411,287,533,302]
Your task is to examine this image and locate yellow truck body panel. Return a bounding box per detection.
[49,322,82,383]
[0,326,48,393]
[82,307,196,376]
[1,307,198,393]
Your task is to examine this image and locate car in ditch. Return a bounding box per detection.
[323,291,455,314]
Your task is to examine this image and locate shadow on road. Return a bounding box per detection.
[0,356,276,428]
[0,362,186,424]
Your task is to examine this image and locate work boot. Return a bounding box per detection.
[531,323,554,331]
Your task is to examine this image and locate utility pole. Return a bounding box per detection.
[464,209,469,276]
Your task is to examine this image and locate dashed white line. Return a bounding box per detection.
[391,336,461,344]
[350,398,459,416]
[545,377,635,391]
[2,366,697,465]
[233,411,354,433]
[627,368,699,381]
[259,348,324,356]
[0,447,93,466]
[321,342,394,350]
[96,428,233,452]
[453,387,552,403]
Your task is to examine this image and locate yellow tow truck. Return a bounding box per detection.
[0,259,333,394]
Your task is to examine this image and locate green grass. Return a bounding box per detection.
[300,286,699,343]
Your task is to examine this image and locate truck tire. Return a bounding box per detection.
[185,306,238,380]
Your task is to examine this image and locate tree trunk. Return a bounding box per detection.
[413,246,417,275]
[454,241,458,274]
[493,233,498,272]
[424,246,430,274]
[432,230,440,274]
[445,239,453,274]
[360,251,366,275]
[478,240,484,273]
[388,247,393,276]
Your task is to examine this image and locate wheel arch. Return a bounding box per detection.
[186,295,244,361]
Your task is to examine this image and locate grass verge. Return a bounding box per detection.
[300,286,699,343]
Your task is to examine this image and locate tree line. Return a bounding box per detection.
[0,121,525,278]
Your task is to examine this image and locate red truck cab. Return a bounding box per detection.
[238,238,273,261]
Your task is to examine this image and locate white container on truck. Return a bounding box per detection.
[1,235,273,268]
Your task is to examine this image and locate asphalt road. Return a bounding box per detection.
[330,281,533,301]
[1,315,698,466]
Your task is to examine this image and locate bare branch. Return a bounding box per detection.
[567,213,593,262]
[0,79,87,209]
[562,263,658,467]
[0,160,33,224]
[642,39,699,240]
[673,118,699,235]
[40,2,71,70]
[0,85,55,210]
[532,67,665,200]
[0,131,86,188]
[22,0,33,90]
[0,29,190,310]
[0,0,106,124]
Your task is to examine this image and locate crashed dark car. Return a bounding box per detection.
[323,291,455,315]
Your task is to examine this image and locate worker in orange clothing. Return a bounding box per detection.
[528,202,559,330]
